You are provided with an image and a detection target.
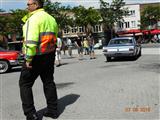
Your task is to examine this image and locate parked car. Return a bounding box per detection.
[0,47,24,73]
[94,39,102,49]
[103,37,141,61]
[94,42,102,49]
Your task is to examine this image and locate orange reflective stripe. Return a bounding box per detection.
[38,32,57,54]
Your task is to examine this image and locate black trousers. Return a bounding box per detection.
[19,52,58,116]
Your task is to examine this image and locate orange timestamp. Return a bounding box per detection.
[125,107,151,112]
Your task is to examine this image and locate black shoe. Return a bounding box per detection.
[43,111,58,119]
[26,113,39,120]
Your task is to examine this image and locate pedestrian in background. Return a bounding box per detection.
[61,39,67,55]
[75,36,83,60]
[67,38,73,57]
[19,0,58,120]
[88,36,96,59]
[83,37,89,55]
[55,37,62,67]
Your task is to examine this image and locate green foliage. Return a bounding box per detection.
[44,1,61,16]
[73,6,101,26]
[99,0,129,44]
[0,9,7,35]
[73,5,101,35]
[100,0,129,30]
[0,9,27,36]
[44,0,73,32]
[141,5,160,30]
[0,16,8,35]
[9,9,28,34]
[0,0,129,40]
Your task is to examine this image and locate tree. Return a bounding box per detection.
[99,0,129,45]
[141,5,160,30]
[73,5,101,37]
[0,9,9,48]
[44,0,73,37]
[0,13,8,35]
[0,9,27,49]
[0,9,27,39]
[8,9,27,37]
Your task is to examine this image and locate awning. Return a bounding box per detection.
[142,29,160,35]
[118,33,143,37]
[126,29,141,34]
[117,29,160,36]
[150,29,160,34]
[117,29,141,35]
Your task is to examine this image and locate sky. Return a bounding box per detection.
[0,0,160,12]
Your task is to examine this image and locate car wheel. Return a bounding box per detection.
[106,57,111,62]
[0,61,10,73]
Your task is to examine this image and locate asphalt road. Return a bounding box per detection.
[0,46,159,120]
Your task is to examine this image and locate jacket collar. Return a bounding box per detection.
[22,8,44,23]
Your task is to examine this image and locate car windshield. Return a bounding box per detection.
[109,39,133,45]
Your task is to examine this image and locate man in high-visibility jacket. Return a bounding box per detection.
[19,0,58,120]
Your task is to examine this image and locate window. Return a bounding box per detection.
[93,25,102,33]
[79,26,84,33]
[125,22,130,28]
[109,39,133,45]
[64,29,69,34]
[94,25,98,32]
[131,21,136,28]
[71,27,77,33]
[118,22,124,28]
[130,10,135,16]
[98,25,102,32]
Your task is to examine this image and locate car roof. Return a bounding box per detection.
[111,37,134,40]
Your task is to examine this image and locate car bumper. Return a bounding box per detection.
[9,59,24,66]
[103,51,135,57]
[9,60,20,66]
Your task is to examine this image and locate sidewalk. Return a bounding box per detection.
[141,43,160,48]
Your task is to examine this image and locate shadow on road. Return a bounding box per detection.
[105,56,141,62]
[37,93,80,120]
[56,82,75,89]
[9,67,22,72]
[58,93,80,115]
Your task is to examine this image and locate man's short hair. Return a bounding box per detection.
[34,0,44,8]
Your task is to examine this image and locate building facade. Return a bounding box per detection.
[116,4,141,32]
[62,2,160,42]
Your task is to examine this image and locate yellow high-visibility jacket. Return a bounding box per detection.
[22,8,58,62]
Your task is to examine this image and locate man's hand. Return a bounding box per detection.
[26,61,32,69]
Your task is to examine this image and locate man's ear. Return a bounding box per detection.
[34,2,39,9]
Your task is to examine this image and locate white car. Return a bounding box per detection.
[94,39,102,49]
[94,43,102,49]
[103,37,141,61]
